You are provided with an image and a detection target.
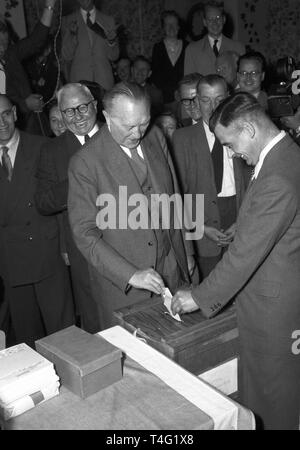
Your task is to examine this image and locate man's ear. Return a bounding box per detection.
[12,105,17,122]
[147,69,152,80]
[242,120,256,139]
[261,71,265,82]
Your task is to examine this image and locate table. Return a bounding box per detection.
[3,327,255,430]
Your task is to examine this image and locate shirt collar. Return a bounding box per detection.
[1,129,20,152]
[208,34,223,48]
[75,123,99,145]
[81,7,96,21]
[253,131,286,179]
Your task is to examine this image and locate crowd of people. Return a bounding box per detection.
[0,0,300,431]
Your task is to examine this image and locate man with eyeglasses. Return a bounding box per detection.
[0,94,75,348]
[236,52,268,111]
[172,75,250,279]
[35,83,101,334]
[175,73,202,127]
[184,1,245,77]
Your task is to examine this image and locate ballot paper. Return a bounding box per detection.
[0,343,59,405]
[162,287,182,322]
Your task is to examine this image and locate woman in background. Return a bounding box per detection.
[151,10,188,111]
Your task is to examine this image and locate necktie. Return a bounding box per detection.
[213,39,219,57]
[211,138,223,194]
[1,146,13,181]
[84,134,90,143]
[130,147,147,175]
[86,12,106,39]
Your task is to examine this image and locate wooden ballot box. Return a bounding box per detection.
[114,298,240,397]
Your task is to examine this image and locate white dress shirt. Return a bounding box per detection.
[0,129,20,168]
[75,123,99,146]
[208,34,223,53]
[80,7,96,24]
[203,120,236,197]
[253,131,286,180]
[121,144,144,159]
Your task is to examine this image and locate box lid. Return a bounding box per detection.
[35,326,122,376]
[114,298,237,350]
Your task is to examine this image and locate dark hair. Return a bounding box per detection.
[204,1,225,18]
[132,55,151,68]
[161,10,180,28]
[209,92,264,132]
[103,81,151,113]
[237,51,266,73]
[178,73,203,90]
[197,74,228,93]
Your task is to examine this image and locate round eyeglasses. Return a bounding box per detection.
[61,100,94,117]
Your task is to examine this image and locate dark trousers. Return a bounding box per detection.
[0,265,75,348]
[240,344,300,430]
[198,195,237,280]
[69,253,101,334]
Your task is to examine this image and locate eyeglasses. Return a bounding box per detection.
[238,71,262,78]
[61,100,94,117]
[180,96,198,107]
[205,15,223,24]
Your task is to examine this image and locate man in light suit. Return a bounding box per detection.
[172,92,300,430]
[0,94,74,348]
[35,83,101,334]
[61,0,119,91]
[68,82,194,329]
[172,75,250,279]
[184,1,245,77]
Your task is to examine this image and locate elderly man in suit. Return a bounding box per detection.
[0,94,74,348]
[35,83,101,334]
[68,81,194,329]
[184,1,245,77]
[61,0,119,91]
[172,75,250,279]
[175,73,203,127]
[172,92,300,430]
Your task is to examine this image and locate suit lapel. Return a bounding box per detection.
[5,133,36,220]
[100,125,144,197]
[142,135,169,195]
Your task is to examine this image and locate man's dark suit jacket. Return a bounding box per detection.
[35,130,101,333]
[191,134,300,430]
[0,131,61,287]
[5,23,49,126]
[172,120,250,258]
[68,124,191,329]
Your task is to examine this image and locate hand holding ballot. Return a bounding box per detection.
[171,289,200,315]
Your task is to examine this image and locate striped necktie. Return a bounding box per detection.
[1,146,13,181]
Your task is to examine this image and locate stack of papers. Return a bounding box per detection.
[0,343,59,420]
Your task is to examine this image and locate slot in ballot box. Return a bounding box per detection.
[114,298,240,397]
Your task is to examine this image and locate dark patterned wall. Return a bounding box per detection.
[23,0,164,59]
[239,0,300,63]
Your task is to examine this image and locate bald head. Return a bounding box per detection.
[216,51,239,87]
[56,83,97,136]
[0,95,17,144]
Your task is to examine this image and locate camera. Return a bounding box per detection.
[268,56,300,118]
